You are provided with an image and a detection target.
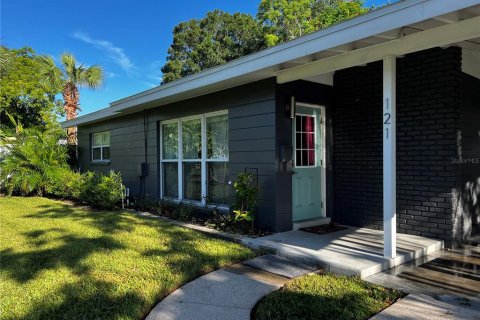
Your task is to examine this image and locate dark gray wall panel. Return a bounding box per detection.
[230,138,276,152]
[227,84,278,230]
[78,78,279,225]
[230,127,276,141]
[274,80,333,232]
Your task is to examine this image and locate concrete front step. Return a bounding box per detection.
[242,254,318,279]
[245,228,444,278]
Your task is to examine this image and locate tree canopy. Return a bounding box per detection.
[258,0,367,46]
[0,46,62,132]
[40,52,104,144]
[161,0,368,83]
[161,10,265,84]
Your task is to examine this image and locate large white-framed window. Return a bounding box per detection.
[92,131,110,162]
[160,111,229,206]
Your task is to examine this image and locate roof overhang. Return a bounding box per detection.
[62,0,480,128]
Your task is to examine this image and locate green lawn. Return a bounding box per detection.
[253,273,405,320]
[0,197,255,320]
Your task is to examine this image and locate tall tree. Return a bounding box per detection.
[0,46,62,132]
[161,10,266,83]
[41,53,104,144]
[161,1,369,82]
[257,0,368,46]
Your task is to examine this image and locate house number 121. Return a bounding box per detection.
[384,97,392,139]
[384,112,391,139]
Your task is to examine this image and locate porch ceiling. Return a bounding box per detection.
[62,0,480,128]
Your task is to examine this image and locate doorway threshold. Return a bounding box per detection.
[293,217,331,230]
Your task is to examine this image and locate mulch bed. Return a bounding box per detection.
[300,223,348,235]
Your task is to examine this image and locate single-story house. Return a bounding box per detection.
[63,0,480,255]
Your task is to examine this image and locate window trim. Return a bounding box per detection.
[91,131,110,163]
[160,110,229,206]
[294,112,318,169]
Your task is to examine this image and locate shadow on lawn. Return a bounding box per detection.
[1,233,123,283]
[141,225,225,274]
[1,200,251,320]
[25,203,137,233]
[253,290,397,320]
[15,277,146,320]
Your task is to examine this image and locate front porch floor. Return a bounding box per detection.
[247,227,443,278]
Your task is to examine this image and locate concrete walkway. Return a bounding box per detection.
[145,255,316,320]
[139,211,476,320]
[367,246,480,319]
[146,248,480,320]
[371,294,480,320]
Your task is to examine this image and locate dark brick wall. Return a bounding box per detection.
[332,47,463,247]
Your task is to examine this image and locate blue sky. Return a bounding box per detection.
[2,0,390,116]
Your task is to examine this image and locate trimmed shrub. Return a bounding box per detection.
[79,171,124,209]
[45,167,84,199]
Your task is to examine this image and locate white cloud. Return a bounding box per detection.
[72,31,133,71]
[143,81,158,89]
[105,71,118,79]
[147,60,163,84]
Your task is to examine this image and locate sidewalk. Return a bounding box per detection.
[371,294,480,320]
[367,246,480,319]
[146,249,480,320]
[145,255,317,320]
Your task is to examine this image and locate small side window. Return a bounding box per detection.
[92,131,110,162]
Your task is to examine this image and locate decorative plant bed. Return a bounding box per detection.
[133,197,272,238]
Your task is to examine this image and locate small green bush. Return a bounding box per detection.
[79,171,124,209]
[134,195,161,214]
[232,172,258,230]
[45,167,84,199]
[158,200,195,221]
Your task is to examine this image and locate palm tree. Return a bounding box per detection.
[41,53,104,144]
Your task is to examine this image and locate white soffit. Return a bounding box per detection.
[62,0,480,128]
[277,14,480,83]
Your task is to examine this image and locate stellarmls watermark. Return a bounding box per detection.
[451,158,480,164]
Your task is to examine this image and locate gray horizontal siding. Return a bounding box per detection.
[230,126,276,141]
[78,78,277,203]
[228,95,277,230]
[230,138,275,152]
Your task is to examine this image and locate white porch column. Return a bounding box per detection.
[383,56,396,259]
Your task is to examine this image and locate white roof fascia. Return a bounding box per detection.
[61,108,118,128]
